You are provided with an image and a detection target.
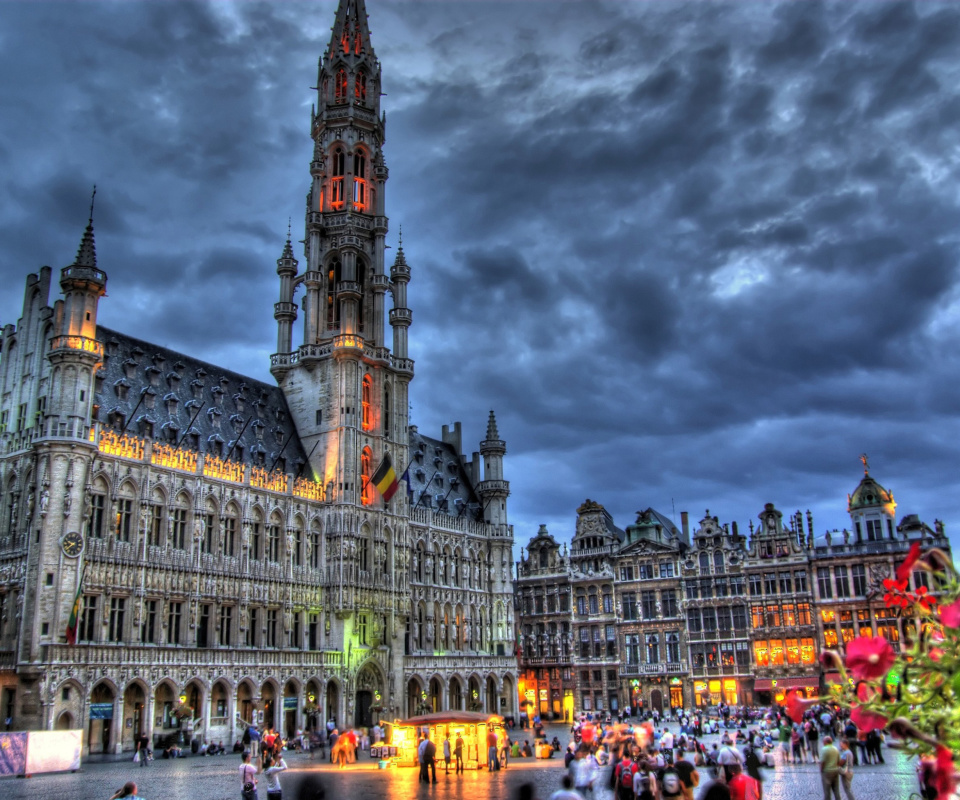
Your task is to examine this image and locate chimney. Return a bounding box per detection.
[681,511,689,539]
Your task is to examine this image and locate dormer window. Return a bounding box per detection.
[107,410,125,430]
[146,366,161,387]
[165,394,179,415]
[114,380,130,401]
[143,390,156,410]
[208,437,223,458]
[162,423,178,443]
[190,380,203,399]
[122,359,137,380]
[166,372,181,389]
[138,419,154,439]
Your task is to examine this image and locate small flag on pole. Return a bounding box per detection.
[371,453,399,502]
[65,574,84,645]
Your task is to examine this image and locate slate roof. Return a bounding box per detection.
[94,326,308,475]
[405,429,482,520]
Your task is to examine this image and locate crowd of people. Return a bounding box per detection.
[534,699,894,800]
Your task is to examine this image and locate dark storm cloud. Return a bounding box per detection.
[1,0,958,555]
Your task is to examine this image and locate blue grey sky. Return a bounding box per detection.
[1,1,958,552]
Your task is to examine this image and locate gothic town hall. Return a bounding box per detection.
[0,0,518,754]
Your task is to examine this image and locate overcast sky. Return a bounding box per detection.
[1,0,958,555]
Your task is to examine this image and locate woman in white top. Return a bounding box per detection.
[263,754,288,800]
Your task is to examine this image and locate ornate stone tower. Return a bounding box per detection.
[272,0,412,504]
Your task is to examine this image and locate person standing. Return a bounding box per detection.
[454,732,465,774]
[806,720,820,763]
[500,732,510,769]
[443,734,452,773]
[239,751,257,800]
[423,732,438,783]
[418,735,430,783]
[136,734,148,768]
[487,727,499,771]
[838,739,856,800]
[820,736,842,800]
[263,754,288,800]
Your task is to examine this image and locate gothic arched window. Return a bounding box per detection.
[326,259,341,329]
[335,68,347,100]
[330,148,345,209]
[361,447,373,506]
[353,151,367,211]
[355,71,367,102]
[361,375,373,431]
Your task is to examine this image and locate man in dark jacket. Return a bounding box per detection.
[422,732,437,783]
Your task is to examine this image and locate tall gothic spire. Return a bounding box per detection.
[328,0,376,60]
[74,185,98,268]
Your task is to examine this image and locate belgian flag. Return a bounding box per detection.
[371,452,399,502]
[65,574,84,645]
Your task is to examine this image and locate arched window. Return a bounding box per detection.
[355,71,367,102]
[326,259,341,329]
[699,552,710,574]
[353,29,362,55]
[383,386,391,438]
[361,375,373,431]
[330,148,345,209]
[292,524,303,567]
[358,535,369,573]
[335,68,347,100]
[353,151,367,211]
[713,551,725,574]
[361,447,373,506]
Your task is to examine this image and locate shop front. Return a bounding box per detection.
[693,678,740,707]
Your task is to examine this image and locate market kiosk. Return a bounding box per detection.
[384,711,505,770]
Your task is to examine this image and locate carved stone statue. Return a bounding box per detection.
[39,489,50,516]
[426,620,434,641]
[62,492,71,516]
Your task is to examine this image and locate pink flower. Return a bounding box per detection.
[784,691,812,724]
[845,636,896,681]
[934,746,956,800]
[897,542,923,583]
[939,599,960,629]
[850,704,887,732]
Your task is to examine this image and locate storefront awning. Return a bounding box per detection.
[754,677,820,691]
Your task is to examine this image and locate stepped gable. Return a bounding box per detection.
[95,326,308,474]
[406,429,481,518]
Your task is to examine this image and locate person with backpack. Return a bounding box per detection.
[632,758,658,800]
[615,754,638,800]
[658,764,685,800]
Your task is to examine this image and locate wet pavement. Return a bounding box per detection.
[0,722,922,800]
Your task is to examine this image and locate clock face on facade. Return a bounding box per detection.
[61,532,84,557]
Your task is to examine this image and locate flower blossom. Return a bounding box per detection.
[845,635,896,681]
[940,599,960,629]
[896,541,923,583]
[934,746,956,800]
[784,691,813,724]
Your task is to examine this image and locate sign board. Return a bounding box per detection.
[0,730,82,776]
[89,703,113,720]
[283,698,297,711]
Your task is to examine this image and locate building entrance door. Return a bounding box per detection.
[355,690,372,729]
[651,689,663,713]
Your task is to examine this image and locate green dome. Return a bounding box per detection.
[848,473,895,513]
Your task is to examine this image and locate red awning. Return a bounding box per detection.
[754,677,820,691]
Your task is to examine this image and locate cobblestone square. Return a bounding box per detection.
[0,723,923,800]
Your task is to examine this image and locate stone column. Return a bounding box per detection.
[145,690,156,748]
[111,692,123,754]
[201,690,212,744]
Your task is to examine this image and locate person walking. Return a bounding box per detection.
[135,734,149,768]
[454,732,465,774]
[443,734,452,773]
[838,739,856,800]
[239,751,257,800]
[263,753,288,800]
[820,736,842,800]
